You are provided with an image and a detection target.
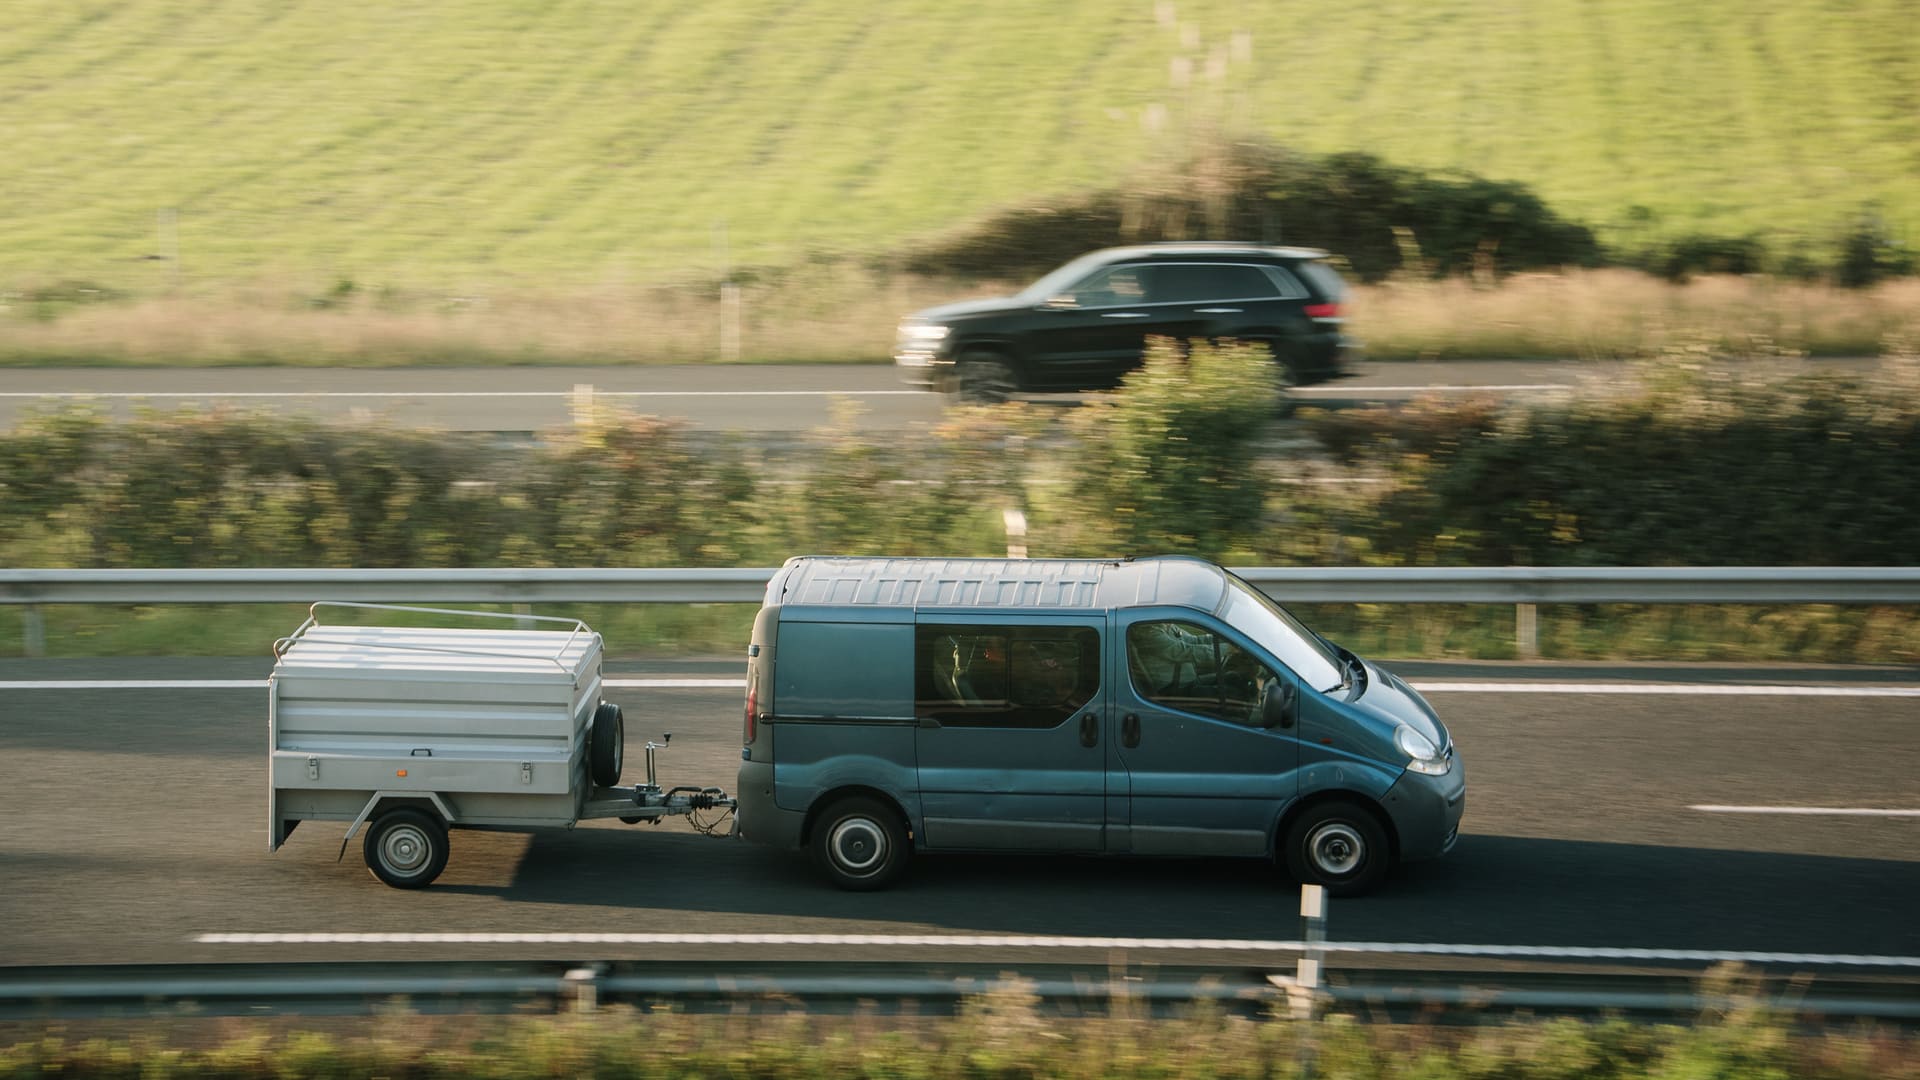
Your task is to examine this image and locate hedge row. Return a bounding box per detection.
[897,136,1917,286]
[4,343,1918,575]
[5,984,1917,1080]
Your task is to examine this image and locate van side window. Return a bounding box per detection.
[916,624,1099,729]
[1127,620,1276,726]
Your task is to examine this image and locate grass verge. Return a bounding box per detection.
[3,270,1915,368]
[3,976,1917,1079]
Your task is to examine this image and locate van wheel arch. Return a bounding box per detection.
[1273,792,1398,883]
[803,788,915,891]
[802,787,914,848]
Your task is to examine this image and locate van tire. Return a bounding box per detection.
[364,808,450,889]
[589,702,624,787]
[811,796,909,891]
[1283,800,1390,897]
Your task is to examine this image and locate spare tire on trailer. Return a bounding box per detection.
[589,701,624,787]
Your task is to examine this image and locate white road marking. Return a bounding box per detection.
[189,932,1920,968]
[1691,805,1920,817]
[0,390,922,399]
[0,680,269,690]
[5,678,1918,696]
[0,678,729,690]
[1291,384,1571,394]
[1414,681,1920,696]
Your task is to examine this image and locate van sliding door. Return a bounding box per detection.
[912,618,1108,852]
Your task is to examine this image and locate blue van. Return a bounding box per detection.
[735,556,1463,894]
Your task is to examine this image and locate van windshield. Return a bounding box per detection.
[1218,576,1346,693]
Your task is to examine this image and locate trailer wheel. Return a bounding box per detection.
[811,796,909,891]
[589,702,624,787]
[364,807,449,889]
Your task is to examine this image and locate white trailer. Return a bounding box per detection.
[268,603,733,888]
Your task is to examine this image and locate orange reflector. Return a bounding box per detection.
[397,769,408,777]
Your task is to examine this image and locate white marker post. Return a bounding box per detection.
[1269,882,1330,1020]
[1297,883,1328,1016]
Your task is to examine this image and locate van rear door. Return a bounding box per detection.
[912,616,1109,852]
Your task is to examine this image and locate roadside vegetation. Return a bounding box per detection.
[5,268,1918,368]
[5,339,1917,663]
[4,0,1915,291]
[4,1,1919,371]
[5,974,1917,1079]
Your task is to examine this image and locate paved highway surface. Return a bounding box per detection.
[0,358,1885,432]
[2,657,1916,971]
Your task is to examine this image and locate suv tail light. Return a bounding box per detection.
[1304,302,1341,319]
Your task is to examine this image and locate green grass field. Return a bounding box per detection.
[3,0,1916,296]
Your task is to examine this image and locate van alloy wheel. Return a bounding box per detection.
[1305,821,1365,876]
[811,796,909,891]
[1283,800,1389,897]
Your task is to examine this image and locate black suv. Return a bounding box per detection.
[895,243,1355,401]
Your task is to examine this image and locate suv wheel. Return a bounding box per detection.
[952,350,1017,405]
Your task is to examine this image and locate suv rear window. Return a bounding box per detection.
[1292,260,1348,302]
[1154,263,1286,303]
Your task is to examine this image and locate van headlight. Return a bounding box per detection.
[1395,725,1450,775]
[899,323,949,343]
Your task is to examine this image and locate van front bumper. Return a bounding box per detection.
[735,761,806,851]
[1380,756,1466,862]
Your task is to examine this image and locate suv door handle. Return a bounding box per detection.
[1121,713,1141,748]
[1193,307,1242,314]
[1101,311,1150,318]
[1079,713,1098,748]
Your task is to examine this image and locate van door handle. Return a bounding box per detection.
[1101,311,1150,318]
[1079,713,1098,747]
[1193,307,1242,314]
[1122,713,1140,748]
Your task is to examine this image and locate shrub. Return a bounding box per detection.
[1042,337,1283,558]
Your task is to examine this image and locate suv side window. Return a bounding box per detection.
[1127,620,1277,726]
[1061,265,1154,308]
[1155,263,1284,303]
[916,624,1099,728]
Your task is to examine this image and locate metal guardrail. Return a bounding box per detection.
[5,565,1919,605]
[4,565,1918,658]
[5,959,1919,1023]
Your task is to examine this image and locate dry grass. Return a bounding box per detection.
[1349,270,1920,360]
[3,269,1915,368]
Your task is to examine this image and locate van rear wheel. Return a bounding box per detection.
[1283,800,1390,897]
[811,796,909,891]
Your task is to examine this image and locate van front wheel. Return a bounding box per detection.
[812,796,909,891]
[1283,801,1389,897]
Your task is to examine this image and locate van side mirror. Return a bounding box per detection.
[1260,680,1296,729]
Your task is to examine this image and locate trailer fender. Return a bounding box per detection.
[336,790,458,863]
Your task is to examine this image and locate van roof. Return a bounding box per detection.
[767,555,1228,614]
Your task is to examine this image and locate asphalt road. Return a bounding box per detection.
[0,357,1886,432]
[2,656,1917,971]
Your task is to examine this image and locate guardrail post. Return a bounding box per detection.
[514,603,535,629]
[1516,603,1539,660]
[562,964,603,1012]
[1003,508,1028,559]
[22,604,45,657]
